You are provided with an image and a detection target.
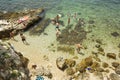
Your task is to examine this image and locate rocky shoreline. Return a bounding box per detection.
[0,40,30,80]
[0,8,45,39]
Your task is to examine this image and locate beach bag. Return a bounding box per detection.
[36,75,44,80]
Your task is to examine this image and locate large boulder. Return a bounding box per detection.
[107,53,116,59]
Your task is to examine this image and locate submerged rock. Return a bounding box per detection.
[66,67,75,75]
[76,56,93,73]
[56,57,67,71]
[111,32,119,37]
[29,18,51,35]
[57,21,87,45]
[107,53,116,59]
[102,62,109,68]
[112,62,119,68]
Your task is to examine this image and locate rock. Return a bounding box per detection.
[107,53,116,59]
[95,44,101,48]
[84,56,93,66]
[96,39,102,44]
[115,65,120,75]
[88,20,95,24]
[56,57,67,71]
[0,42,30,80]
[93,56,101,62]
[98,52,105,56]
[110,73,120,80]
[104,69,110,73]
[96,68,104,72]
[112,62,119,68]
[91,62,100,70]
[111,32,119,37]
[102,62,109,68]
[98,47,104,52]
[65,59,76,67]
[0,8,45,39]
[66,67,75,75]
[75,56,93,73]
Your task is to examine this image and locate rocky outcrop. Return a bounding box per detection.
[0,41,30,80]
[0,8,45,39]
[107,53,116,59]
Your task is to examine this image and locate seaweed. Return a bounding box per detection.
[57,22,87,45]
[57,46,75,55]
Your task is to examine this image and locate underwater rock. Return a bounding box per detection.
[98,47,104,52]
[88,20,95,24]
[57,21,87,45]
[76,56,93,73]
[115,65,120,75]
[56,57,67,71]
[93,56,101,62]
[110,73,120,80]
[66,67,75,75]
[112,62,119,68]
[102,62,109,68]
[65,59,76,67]
[96,68,104,72]
[91,62,100,70]
[98,51,105,56]
[111,32,119,37]
[29,18,51,35]
[104,69,110,73]
[95,44,101,48]
[107,53,116,59]
[96,39,103,44]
